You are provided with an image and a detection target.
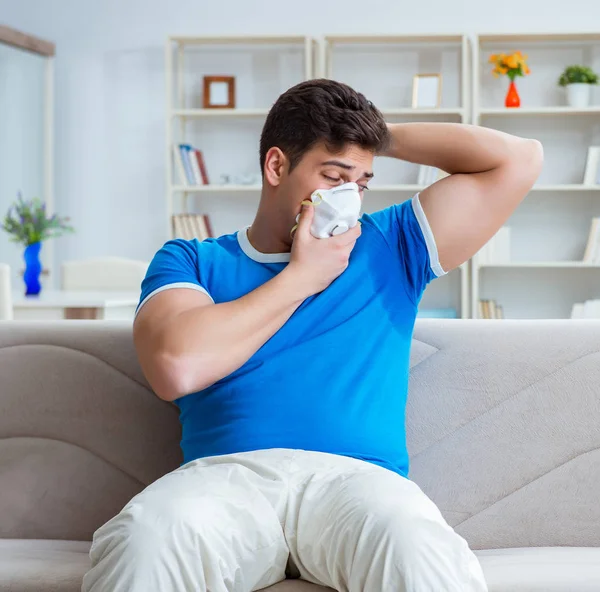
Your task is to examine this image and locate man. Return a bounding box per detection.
[83,79,543,592]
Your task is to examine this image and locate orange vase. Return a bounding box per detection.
[505,80,521,108]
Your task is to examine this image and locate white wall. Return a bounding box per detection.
[1,0,599,273]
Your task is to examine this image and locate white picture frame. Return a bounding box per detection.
[412,73,442,109]
[583,146,600,185]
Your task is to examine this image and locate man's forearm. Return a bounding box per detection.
[158,268,308,398]
[382,122,533,175]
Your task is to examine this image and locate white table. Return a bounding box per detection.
[12,290,140,321]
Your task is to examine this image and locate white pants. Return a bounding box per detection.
[82,449,488,592]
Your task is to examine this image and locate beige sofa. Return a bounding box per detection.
[1,319,599,592]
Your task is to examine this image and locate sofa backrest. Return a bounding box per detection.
[0,321,181,542]
[409,319,600,549]
[0,319,599,548]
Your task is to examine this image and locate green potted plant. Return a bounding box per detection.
[1,192,74,296]
[558,65,598,108]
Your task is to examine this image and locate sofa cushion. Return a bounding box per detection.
[0,540,598,591]
[0,540,90,592]
[476,547,600,591]
[0,539,332,592]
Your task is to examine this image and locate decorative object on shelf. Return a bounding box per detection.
[173,144,209,186]
[476,226,511,265]
[202,75,236,109]
[489,51,530,108]
[478,299,504,319]
[582,217,600,263]
[558,65,598,108]
[571,299,600,319]
[171,213,214,241]
[1,192,74,296]
[411,73,442,108]
[219,172,261,186]
[583,146,600,186]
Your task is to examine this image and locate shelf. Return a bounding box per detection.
[478,32,600,44]
[171,184,432,193]
[382,108,465,117]
[479,262,600,269]
[169,35,308,45]
[376,184,600,192]
[369,184,423,192]
[171,109,269,118]
[172,183,600,195]
[172,185,261,192]
[531,185,600,191]
[324,34,465,44]
[478,106,600,117]
[171,108,465,119]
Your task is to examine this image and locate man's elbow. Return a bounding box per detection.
[149,351,214,402]
[501,137,543,196]
[526,138,544,175]
[516,138,544,183]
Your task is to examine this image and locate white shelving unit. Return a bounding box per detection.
[480,261,600,268]
[164,32,600,321]
[171,108,270,118]
[472,32,600,319]
[321,33,471,319]
[165,35,316,238]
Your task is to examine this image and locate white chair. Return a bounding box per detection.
[0,263,13,320]
[60,257,149,292]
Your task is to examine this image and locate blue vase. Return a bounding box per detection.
[23,242,42,296]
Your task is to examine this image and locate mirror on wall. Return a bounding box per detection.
[0,27,53,289]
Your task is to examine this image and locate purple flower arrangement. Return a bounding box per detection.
[1,192,74,247]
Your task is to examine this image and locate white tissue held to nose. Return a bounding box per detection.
[295,182,363,239]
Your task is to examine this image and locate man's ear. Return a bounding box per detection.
[263,147,287,187]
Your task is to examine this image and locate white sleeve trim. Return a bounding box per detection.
[411,193,447,277]
[135,282,214,318]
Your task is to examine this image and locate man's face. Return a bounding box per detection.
[274,143,375,232]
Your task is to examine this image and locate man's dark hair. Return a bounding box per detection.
[259,79,390,174]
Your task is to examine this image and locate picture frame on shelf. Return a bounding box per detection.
[412,73,442,108]
[202,75,236,109]
[582,146,600,185]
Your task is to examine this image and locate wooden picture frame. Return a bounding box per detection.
[202,76,236,109]
[412,73,442,109]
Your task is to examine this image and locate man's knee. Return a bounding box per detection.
[359,494,486,591]
[92,492,216,559]
[84,495,217,592]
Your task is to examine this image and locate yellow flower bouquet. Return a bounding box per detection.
[489,51,531,107]
[489,51,531,81]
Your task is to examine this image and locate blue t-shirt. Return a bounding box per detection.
[136,194,445,477]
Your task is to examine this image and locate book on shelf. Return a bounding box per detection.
[478,299,504,319]
[171,213,214,241]
[173,144,209,186]
[475,226,511,265]
[571,299,600,319]
[582,218,600,263]
[583,146,600,186]
[417,165,449,187]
